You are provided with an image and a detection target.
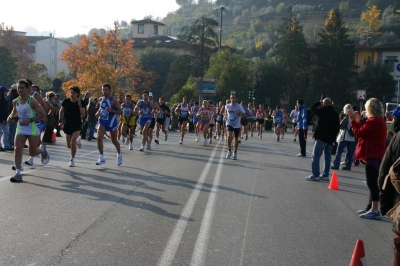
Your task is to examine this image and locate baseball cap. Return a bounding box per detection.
[11,84,17,89]
[149,92,153,97]
[0,86,9,92]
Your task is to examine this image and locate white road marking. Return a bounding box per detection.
[190,147,225,266]
[157,142,221,266]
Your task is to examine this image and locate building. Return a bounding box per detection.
[355,42,400,73]
[130,19,190,55]
[27,34,70,78]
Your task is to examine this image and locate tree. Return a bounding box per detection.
[0,45,17,87]
[139,47,179,99]
[178,16,219,77]
[273,11,310,106]
[60,22,155,98]
[26,62,52,89]
[361,5,381,33]
[355,61,396,102]
[0,23,34,78]
[313,9,356,106]
[163,55,203,100]
[170,76,197,104]
[204,50,253,101]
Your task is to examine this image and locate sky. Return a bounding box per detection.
[2,0,181,38]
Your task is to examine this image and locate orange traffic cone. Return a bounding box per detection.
[52,132,56,142]
[328,171,340,190]
[349,239,366,266]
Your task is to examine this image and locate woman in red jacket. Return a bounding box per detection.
[348,98,386,220]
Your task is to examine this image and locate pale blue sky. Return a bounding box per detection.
[2,0,180,37]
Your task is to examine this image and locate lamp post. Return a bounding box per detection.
[214,5,226,51]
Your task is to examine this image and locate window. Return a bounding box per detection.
[154,25,158,35]
[138,24,144,34]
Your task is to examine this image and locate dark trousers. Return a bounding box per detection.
[42,126,54,143]
[394,233,400,266]
[298,128,307,156]
[365,163,380,210]
[81,120,88,139]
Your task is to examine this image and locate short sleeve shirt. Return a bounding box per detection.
[62,99,86,126]
[225,103,245,128]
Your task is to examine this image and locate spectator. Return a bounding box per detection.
[296,98,308,157]
[86,97,99,141]
[42,91,57,144]
[331,104,355,171]
[392,104,400,133]
[6,84,18,150]
[305,98,340,181]
[349,98,386,219]
[0,86,9,151]
[54,94,62,137]
[81,91,91,139]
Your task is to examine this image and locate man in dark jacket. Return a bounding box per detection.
[305,98,340,181]
[0,86,9,151]
[6,85,18,150]
[379,132,400,264]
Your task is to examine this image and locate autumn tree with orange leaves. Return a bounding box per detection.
[61,22,155,98]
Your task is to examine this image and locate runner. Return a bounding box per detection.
[280,109,288,140]
[117,92,125,142]
[225,93,246,160]
[215,101,224,140]
[95,83,123,166]
[175,96,190,144]
[147,92,157,148]
[190,101,200,142]
[223,99,230,143]
[197,100,211,146]
[120,95,137,150]
[290,105,299,142]
[7,79,50,182]
[248,103,256,137]
[272,105,283,141]
[58,86,86,167]
[155,97,170,144]
[240,101,251,141]
[134,91,161,151]
[208,100,216,144]
[256,104,266,139]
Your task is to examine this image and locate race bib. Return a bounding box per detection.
[158,112,164,118]
[142,108,150,117]
[123,108,131,117]
[180,111,188,118]
[229,112,237,122]
[100,109,109,120]
[217,115,222,121]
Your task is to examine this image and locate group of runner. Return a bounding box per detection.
[7,81,289,182]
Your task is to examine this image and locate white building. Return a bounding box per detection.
[27,35,70,78]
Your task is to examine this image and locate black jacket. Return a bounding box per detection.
[379,132,400,234]
[310,101,340,145]
[0,96,7,122]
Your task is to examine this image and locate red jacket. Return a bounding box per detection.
[351,117,386,161]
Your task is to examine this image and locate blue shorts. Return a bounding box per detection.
[99,121,118,132]
[194,118,200,124]
[139,117,152,127]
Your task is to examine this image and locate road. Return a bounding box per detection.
[0,130,394,265]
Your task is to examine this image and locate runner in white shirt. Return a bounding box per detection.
[224,93,246,160]
[290,105,299,142]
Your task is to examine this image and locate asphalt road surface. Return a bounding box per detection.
[0,130,394,265]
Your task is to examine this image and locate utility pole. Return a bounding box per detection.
[214,6,226,51]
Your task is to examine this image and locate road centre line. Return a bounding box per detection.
[190,146,225,266]
[157,142,221,266]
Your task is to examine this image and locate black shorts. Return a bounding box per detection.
[240,118,248,126]
[227,125,240,137]
[292,122,297,128]
[257,119,264,125]
[179,117,188,124]
[63,124,82,135]
[156,118,165,125]
[149,118,156,129]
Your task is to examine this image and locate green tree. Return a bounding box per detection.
[313,9,356,105]
[355,61,396,102]
[204,50,252,101]
[0,45,17,87]
[273,11,310,106]
[170,76,197,104]
[178,16,219,77]
[139,47,179,99]
[26,62,52,89]
[163,55,203,100]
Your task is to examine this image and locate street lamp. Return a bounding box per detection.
[214,5,227,51]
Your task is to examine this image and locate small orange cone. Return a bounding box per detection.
[349,239,366,266]
[52,132,56,142]
[328,171,340,190]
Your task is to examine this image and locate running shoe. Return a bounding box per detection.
[11,164,24,171]
[204,139,207,146]
[155,139,159,144]
[117,154,123,166]
[195,136,199,142]
[359,210,381,220]
[69,159,75,167]
[257,132,259,136]
[10,173,23,183]
[147,145,151,150]
[245,134,248,141]
[96,156,106,165]
[241,135,243,139]
[209,140,212,144]
[40,145,50,164]
[165,133,168,141]
[25,158,34,166]
[147,138,151,146]
[259,134,262,139]
[180,139,183,144]
[232,151,237,160]
[216,135,220,140]
[129,143,133,150]
[139,146,144,152]
[76,136,82,149]
[281,135,284,140]
[226,150,232,159]
[277,136,279,142]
